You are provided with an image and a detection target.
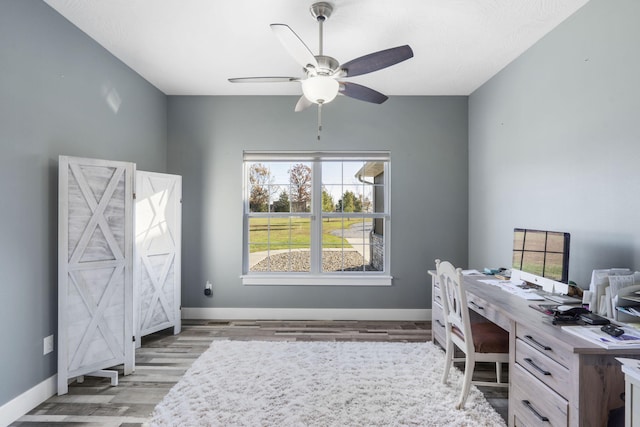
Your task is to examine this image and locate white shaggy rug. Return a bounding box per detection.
[150,340,506,427]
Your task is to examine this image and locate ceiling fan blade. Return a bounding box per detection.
[228,77,300,83]
[341,45,414,77]
[340,82,388,104]
[270,24,319,69]
[294,95,313,112]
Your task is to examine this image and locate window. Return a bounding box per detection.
[242,151,391,286]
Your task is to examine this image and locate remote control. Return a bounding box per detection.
[601,324,624,337]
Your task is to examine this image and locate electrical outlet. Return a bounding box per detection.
[204,281,212,296]
[43,334,54,355]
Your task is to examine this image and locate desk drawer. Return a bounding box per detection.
[431,301,446,347]
[516,338,569,398]
[433,281,443,305]
[512,364,568,427]
[517,323,572,368]
[466,293,510,331]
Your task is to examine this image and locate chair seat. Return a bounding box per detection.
[452,322,509,353]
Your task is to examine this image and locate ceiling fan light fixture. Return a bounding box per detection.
[302,76,339,104]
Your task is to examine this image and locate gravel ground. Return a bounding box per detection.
[251,250,376,272]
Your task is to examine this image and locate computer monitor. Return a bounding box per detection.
[511,228,571,294]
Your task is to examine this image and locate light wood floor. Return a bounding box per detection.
[12,320,508,426]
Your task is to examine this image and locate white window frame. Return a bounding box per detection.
[241,151,392,286]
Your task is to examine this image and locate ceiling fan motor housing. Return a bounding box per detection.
[311,55,339,76]
[310,2,333,22]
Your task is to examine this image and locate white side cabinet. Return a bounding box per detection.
[617,358,640,427]
[429,271,446,348]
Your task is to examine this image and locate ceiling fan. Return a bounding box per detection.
[228,2,414,140]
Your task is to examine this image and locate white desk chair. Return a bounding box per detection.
[435,259,509,409]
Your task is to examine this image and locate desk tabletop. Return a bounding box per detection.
[454,273,640,356]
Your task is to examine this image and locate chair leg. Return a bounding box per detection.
[496,362,502,384]
[442,339,454,384]
[457,353,475,410]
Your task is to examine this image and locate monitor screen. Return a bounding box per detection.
[512,228,570,283]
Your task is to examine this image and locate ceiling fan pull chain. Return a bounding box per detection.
[317,103,323,141]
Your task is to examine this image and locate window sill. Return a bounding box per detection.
[241,274,393,286]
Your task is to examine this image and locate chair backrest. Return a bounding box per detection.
[435,259,473,354]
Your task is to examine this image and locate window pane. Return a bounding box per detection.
[288,246,310,272]
[248,218,269,246]
[252,248,311,273]
[248,217,311,272]
[360,185,373,213]
[248,163,274,213]
[249,185,269,212]
[342,161,366,185]
[288,162,312,213]
[322,185,340,213]
[373,185,384,214]
[270,217,310,247]
[321,162,344,185]
[321,218,373,272]
[337,185,365,213]
[370,222,384,271]
[249,244,270,272]
[271,188,290,212]
[322,250,368,272]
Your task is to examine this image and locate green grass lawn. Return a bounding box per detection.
[249,217,367,252]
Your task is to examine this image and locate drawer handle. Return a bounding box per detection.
[469,301,484,310]
[435,319,445,328]
[524,357,551,376]
[522,400,550,422]
[524,334,552,351]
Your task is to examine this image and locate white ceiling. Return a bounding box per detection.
[44,0,589,96]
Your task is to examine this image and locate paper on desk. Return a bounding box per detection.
[588,268,637,315]
[562,325,640,349]
[609,274,637,293]
[478,279,545,300]
[462,269,483,276]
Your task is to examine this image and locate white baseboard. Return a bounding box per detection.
[0,374,57,426]
[182,307,431,321]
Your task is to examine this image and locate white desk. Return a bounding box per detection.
[430,271,640,427]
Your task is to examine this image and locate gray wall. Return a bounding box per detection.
[469,0,640,287]
[0,1,167,407]
[167,96,468,309]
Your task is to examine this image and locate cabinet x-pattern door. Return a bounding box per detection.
[58,156,134,395]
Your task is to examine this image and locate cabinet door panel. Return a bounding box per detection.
[135,171,182,344]
[58,156,134,395]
